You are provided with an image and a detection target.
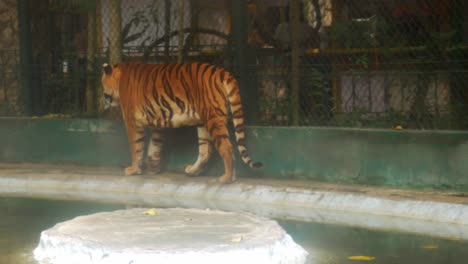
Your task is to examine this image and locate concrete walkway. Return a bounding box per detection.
[1,163,468,240]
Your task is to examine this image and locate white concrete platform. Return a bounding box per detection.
[33,208,308,264]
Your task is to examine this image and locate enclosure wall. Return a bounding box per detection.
[1,118,467,191]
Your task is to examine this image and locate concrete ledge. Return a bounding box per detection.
[1,163,468,241]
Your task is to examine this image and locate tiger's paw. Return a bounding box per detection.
[146,161,161,174]
[218,174,236,184]
[124,166,142,176]
[146,168,161,175]
[184,165,200,176]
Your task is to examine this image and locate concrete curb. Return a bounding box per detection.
[1,165,468,240]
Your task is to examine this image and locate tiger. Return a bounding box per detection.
[101,62,262,184]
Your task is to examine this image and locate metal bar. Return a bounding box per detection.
[289,0,301,125]
[17,0,33,115]
[86,6,97,114]
[177,0,184,62]
[231,0,257,124]
[108,0,122,64]
[165,0,171,62]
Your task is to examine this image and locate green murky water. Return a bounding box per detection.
[1,197,467,264]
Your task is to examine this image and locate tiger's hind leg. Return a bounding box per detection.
[185,126,213,176]
[206,117,235,184]
[147,129,163,174]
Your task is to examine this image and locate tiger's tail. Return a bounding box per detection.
[223,73,262,169]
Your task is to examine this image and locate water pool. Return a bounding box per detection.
[1,197,467,264]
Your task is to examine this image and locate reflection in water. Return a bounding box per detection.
[1,197,467,264]
[279,219,468,264]
[1,198,124,264]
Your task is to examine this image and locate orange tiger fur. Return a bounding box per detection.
[101,62,262,183]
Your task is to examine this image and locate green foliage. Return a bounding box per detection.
[259,93,289,126]
[329,20,377,49]
[298,67,332,126]
[353,55,369,70]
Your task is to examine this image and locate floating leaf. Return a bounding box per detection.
[306,48,319,54]
[392,125,404,130]
[446,237,462,241]
[231,236,243,243]
[347,256,376,261]
[420,245,438,249]
[143,208,158,216]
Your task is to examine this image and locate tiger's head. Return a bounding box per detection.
[101,63,121,109]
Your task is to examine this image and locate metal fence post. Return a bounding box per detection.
[449,0,468,128]
[17,0,33,115]
[289,0,301,126]
[231,0,258,124]
[109,0,122,64]
[86,4,97,115]
[177,0,184,63]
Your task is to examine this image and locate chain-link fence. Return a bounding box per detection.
[2,0,468,130]
[250,0,468,129]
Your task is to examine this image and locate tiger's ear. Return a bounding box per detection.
[102,63,112,75]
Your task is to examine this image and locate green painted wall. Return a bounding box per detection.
[1,118,467,191]
[247,127,468,190]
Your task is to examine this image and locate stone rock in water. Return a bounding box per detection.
[34,208,308,264]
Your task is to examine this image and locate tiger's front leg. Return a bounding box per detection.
[125,125,145,176]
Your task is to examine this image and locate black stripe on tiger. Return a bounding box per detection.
[225,75,235,84]
[162,68,175,101]
[142,94,157,120]
[209,70,224,101]
[173,63,184,78]
[215,107,227,117]
[179,69,195,116]
[151,137,163,144]
[197,138,210,146]
[175,96,186,113]
[208,122,222,136]
[227,86,237,98]
[230,99,242,106]
[133,136,145,143]
[234,123,244,133]
[232,108,243,119]
[160,96,173,126]
[213,134,229,149]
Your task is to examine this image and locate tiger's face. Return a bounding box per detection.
[101,63,121,109]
